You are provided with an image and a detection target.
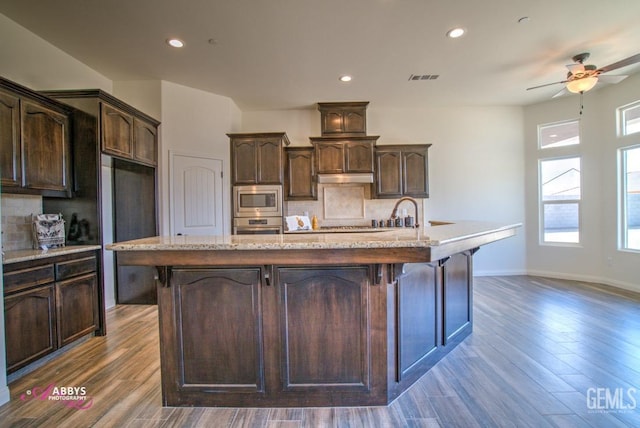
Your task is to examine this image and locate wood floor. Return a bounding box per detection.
[1,275,639,427]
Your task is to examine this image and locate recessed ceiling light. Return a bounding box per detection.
[167,38,185,48]
[446,27,466,38]
[339,75,352,82]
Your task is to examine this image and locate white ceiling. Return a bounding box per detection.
[2,0,640,111]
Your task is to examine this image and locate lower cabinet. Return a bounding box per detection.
[4,285,57,371]
[277,266,371,393]
[389,250,474,396]
[160,265,383,407]
[158,251,475,407]
[3,250,101,374]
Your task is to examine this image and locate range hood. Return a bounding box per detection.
[316,172,373,184]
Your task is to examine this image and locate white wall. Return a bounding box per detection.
[159,81,241,235]
[244,106,528,275]
[524,73,640,292]
[0,13,111,91]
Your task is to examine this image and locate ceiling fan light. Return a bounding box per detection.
[566,76,598,93]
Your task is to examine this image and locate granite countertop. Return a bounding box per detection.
[3,245,103,265]
[107,221,521,252]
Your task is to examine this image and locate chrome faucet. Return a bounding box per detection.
[390,197,420,228]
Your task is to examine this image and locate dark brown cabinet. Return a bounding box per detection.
[159,264,379,406]
[374,145,431,198]
[229,132,290,185]
[166,268,265,398]
[277,266,372,394]
[4,284,57,372]
[311,137,378,174]
[100,104,158,167]
[41,89,159,305]
[41,89,160,167]
[388,251,473,394]
[0,89,21,187]
[101,103,134,159]
[3,250,101,373]
[133,118,158,166]
[284,147,316,200]
[0,77,71,197]
[318,102,368,136]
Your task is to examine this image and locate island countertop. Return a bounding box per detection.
[107,221,520,266]
[107,221,520,251]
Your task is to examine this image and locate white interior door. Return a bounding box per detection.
[171,152,224,236]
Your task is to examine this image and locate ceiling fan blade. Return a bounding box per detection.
[566,63,585,75]
[526,80,568,91]
[597,53,640,73]
[597,74,628,84]
[552,87,569,98]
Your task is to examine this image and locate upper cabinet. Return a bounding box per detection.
[374,145,431,199]
[310,136,378,174]
[284,147,316,200]
[101,103,134,159]
[42,89,160,167]
[1,77,72,197]
[229,132,290,185]
[318,102,368,136]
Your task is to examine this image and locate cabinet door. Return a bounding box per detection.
[396,263,439,379]
[315,143,344,174]
[277,266,371,393]
[257,138,283,184]
[321,110,344,134]
[56,273,98,347]
[0,89,21,187]
[4,285,56,373]
[375,149,402,198]
[344,141,374,173]
[133,118,158,166]
[403,148,429,198]
[166,268,265,395]
[343,111,366,134]
[285,147,316,200]
[443,252,473,345]
[231,139,258,184]
[101,103,134,158]
[21,100,70,193]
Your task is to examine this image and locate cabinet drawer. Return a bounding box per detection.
[3,264,55,294]
[55,256,97,281]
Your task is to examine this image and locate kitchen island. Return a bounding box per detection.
[108,221,519,407]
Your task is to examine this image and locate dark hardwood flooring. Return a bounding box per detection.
[1,275,639,427]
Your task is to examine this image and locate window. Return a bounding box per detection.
[540,157,581,244]
[620,145,640,251]
[619,101,640,136]
[539,120,580,149]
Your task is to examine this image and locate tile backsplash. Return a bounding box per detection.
[1,194,43,251]
[286,183,424,228]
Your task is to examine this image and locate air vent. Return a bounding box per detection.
[408,74,439,81]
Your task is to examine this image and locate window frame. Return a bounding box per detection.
[617,100,640,137]
[618,144,640,253]
[538,119,580,150]
[538,155,582,246]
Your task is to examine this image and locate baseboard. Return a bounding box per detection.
[525,269,640,294]
[0,384,10,406]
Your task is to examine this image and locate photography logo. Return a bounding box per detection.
[587,387,637,414]
[20,384,94,410]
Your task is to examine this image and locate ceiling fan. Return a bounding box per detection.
[527,52,640,97]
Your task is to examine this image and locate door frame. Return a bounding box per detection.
[169,150,228,236]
